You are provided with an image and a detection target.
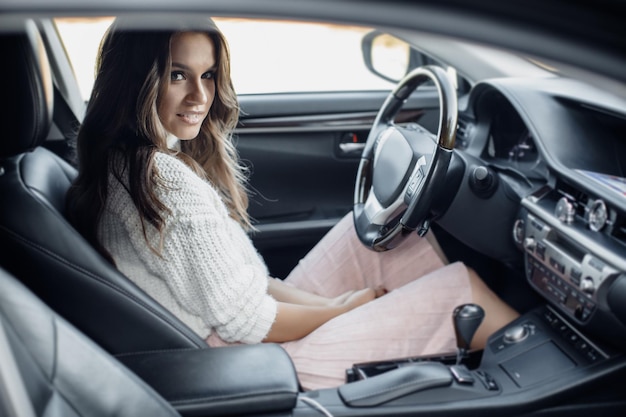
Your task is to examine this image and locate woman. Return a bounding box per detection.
[67,16,518,390]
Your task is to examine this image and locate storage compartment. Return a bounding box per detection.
[117,344,299,416]
[500,341,575,387]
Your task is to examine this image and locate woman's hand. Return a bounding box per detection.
[267,276,386,308]
[263,284,387,343]
[329,287,386,309]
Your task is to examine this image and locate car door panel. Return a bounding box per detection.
[237,90,441,277]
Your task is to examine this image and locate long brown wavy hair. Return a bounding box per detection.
[66,16,247,263]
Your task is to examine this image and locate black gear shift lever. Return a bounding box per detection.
[453,303,485,365]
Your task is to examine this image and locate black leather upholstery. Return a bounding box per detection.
[0,21,53,158]
[0,266,181,417]
[0,19,206,353]
[117,344,299,416]
[338,361,453,407]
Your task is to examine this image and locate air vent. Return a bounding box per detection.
[456,116,473,149]
[555,179,626,248]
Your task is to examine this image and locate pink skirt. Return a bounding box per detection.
[207,213,472,390]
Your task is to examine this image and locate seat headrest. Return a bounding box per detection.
[0,19,53,158]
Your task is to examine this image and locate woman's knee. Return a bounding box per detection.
[464,266,519,349]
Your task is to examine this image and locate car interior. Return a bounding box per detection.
[1,2,626,417]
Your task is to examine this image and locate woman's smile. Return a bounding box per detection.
[176,111,206,125]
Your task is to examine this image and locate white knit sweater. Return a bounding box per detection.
[98,152,277,344]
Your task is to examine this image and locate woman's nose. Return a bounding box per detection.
[186,79,208,104]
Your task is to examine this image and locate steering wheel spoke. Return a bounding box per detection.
[353,66,458,251]
[362,178,406,226]
[403,155,427,204]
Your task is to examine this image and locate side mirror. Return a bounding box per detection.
[361,30,468,93]
[361,30,414,83]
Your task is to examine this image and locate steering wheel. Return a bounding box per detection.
[353,65,458,251]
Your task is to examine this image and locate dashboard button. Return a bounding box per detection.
[536,242,546,260]
[574,304,584,320]
[549,257,565,274]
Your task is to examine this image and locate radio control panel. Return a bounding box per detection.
[516,211,619,325]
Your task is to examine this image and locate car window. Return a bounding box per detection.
[54,17,397,100]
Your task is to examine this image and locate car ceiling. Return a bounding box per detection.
[1,0,625,89]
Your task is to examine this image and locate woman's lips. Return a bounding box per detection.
[177,112,204,125]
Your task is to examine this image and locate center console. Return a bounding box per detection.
[292,184,626,416]
[293,303,625,417]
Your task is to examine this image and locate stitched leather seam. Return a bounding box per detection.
[168,389,295,405]
[114,347,201,358]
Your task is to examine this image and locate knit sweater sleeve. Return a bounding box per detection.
[110,153,276,344]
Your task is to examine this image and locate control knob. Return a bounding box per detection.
[555,197,575,224]
[503,324,529,344]
[580,276,596,295]
[469,166,498,198]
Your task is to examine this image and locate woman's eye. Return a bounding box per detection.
[202,71,215,80]
[170,71,185,81]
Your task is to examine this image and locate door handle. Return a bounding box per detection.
[338,132,366,158]
[338,142,365,156]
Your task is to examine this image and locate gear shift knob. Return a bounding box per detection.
[453,303,485,364]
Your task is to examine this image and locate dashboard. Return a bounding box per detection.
[441,76,626,350]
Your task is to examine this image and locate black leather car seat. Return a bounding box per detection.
[0,19,206,354]
[0,266,181,417]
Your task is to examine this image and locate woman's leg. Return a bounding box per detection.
[282,263,519,390]
[282,262,473,390]
[284,213,447,296]
[466,267,520,349]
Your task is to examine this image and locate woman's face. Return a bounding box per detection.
[158,32,216,140]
